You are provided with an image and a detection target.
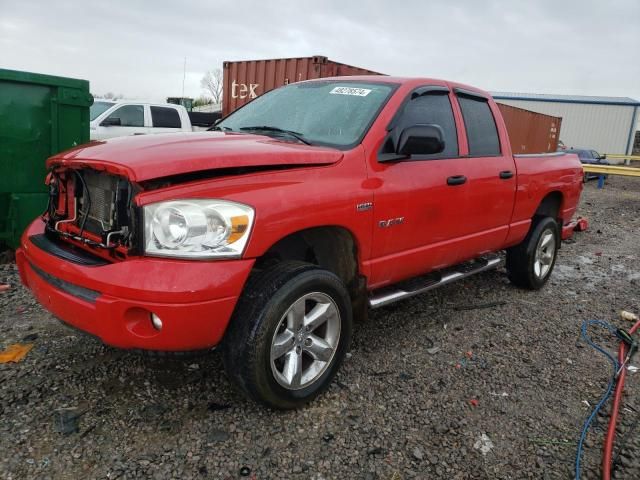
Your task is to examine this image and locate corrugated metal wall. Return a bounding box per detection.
[494,99,636,159]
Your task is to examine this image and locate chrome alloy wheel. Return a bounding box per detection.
[533,229,556,280]
[270,292,341,390]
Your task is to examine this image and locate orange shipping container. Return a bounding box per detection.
[222,55,383,115]
[497,103,562,154]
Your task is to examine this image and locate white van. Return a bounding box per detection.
[90,100,196,140]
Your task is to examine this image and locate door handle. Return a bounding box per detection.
[499,170,514,179]
[447,175,467,186]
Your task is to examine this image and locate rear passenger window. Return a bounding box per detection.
[151,107,181,128]
[388,91,458,158]
[457,95,501,156]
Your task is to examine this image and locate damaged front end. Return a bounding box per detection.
[43,167,140,261]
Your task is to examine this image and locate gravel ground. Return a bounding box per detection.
[1,176,639,480]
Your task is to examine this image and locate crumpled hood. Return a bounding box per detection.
[48,131,344,181]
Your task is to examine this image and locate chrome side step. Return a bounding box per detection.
[368,255,503,309]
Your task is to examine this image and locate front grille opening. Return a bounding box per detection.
[45,168,138,255]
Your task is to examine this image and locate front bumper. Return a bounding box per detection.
[17,220,254,351]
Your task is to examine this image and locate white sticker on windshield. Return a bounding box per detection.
[330,86,372,97]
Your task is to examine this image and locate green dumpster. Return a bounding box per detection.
[0,68,93,248]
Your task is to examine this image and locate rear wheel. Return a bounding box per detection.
[222,261,352,409]
[506,217,559,290]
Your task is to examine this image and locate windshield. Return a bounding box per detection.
[90,101,116,121]
[217,81,395,147]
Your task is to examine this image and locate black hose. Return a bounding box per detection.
[41,170,58,222]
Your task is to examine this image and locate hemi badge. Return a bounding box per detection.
[356,202,373,212]
[379,217,405,228]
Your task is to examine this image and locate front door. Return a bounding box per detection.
[94,104,147,140]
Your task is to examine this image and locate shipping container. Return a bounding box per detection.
[222,55,382,115]
[0,68,93,248]
[497,103,562,154]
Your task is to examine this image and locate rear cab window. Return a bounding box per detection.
[151,106,182,128]
[571,150,590,160]
[456,92,501,156]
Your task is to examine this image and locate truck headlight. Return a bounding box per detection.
[143,200,254,258]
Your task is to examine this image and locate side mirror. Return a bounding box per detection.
[600,154,607,160]
[397,124,445,156]
[101,117,121,127]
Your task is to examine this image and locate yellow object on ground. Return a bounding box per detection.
[604,154,640,162]
[0,343,34,363]
[582,164,640,177]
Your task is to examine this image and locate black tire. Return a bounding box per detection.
[506,216,559,290]
[222,261,353,409]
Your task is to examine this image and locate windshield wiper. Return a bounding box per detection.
[239,126,311,145]
[209,125,233,132]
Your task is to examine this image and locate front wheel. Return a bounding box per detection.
[222,261,352,409]
[506,216,559,290]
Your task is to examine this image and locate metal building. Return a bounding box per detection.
[491,92,640,160]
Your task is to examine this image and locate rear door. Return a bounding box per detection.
[452,90,516,253]
[150,106,184,134]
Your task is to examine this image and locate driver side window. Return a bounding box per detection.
[383,91,459,158]
[106,105,144,127]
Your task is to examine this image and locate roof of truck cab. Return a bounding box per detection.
[93,99,186,108]
[307,75,493,98]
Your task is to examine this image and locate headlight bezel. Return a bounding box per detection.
[142,199,255,260]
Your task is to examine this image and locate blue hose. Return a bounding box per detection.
[575,320,619,479]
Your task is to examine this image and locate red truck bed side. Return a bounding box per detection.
[505,152,583,248]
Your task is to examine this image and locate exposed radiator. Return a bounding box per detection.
[78,170,119,233]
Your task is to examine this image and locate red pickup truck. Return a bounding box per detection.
[17,77,584,408]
